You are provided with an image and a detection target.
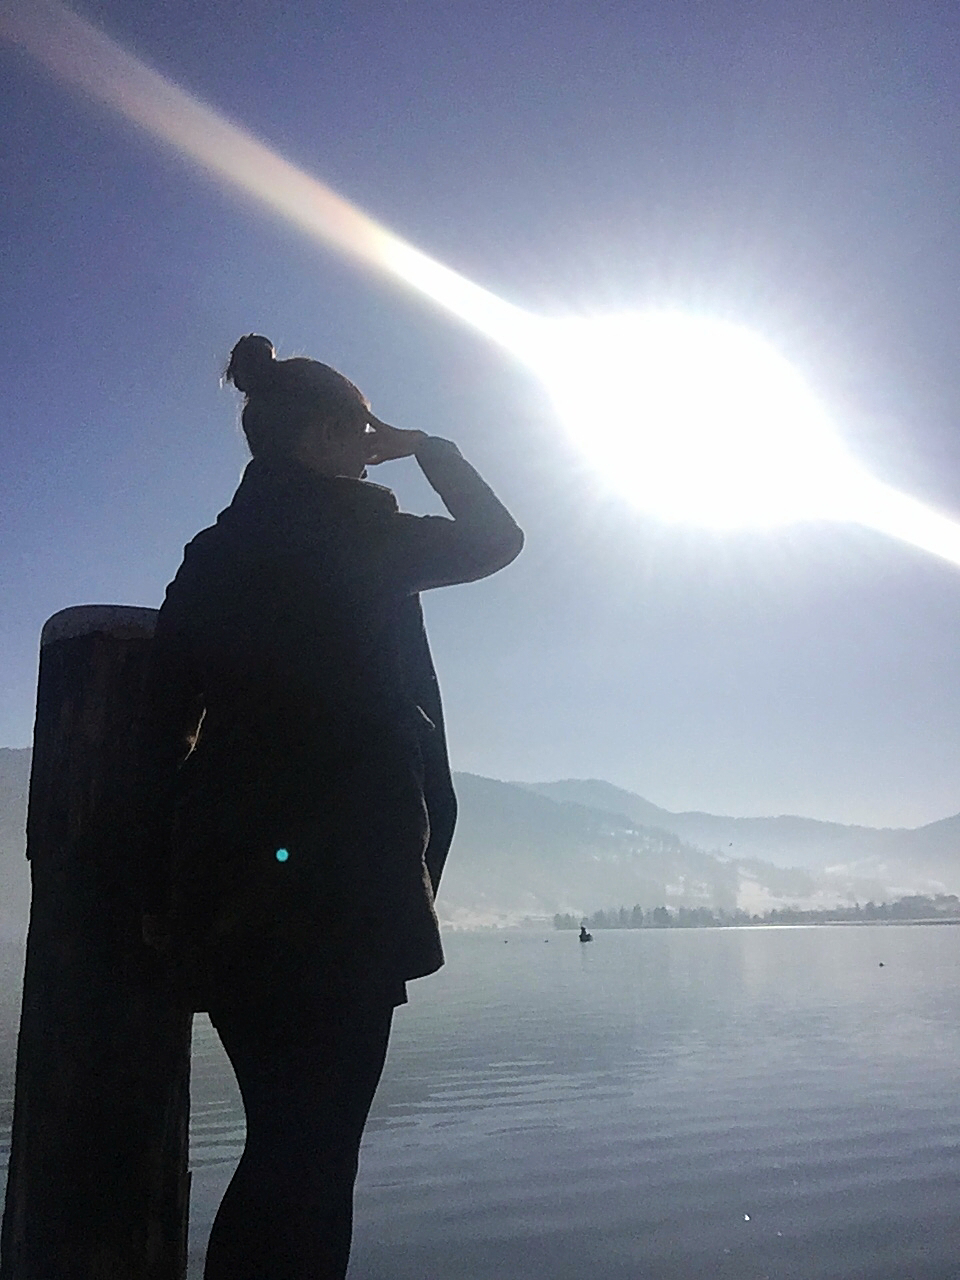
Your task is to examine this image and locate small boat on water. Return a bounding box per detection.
[579,925,593,943]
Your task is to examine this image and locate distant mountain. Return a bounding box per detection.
[520,779,892,866]
[445,774,942,926]
[437,772,744,927]
[0,749,957,938]
[521,778,960,891]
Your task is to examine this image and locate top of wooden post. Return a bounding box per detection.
[41,606,158,648]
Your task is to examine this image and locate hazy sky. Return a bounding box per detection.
[4,0,960,827]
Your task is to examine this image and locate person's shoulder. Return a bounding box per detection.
[177,521,233,571]
[166,521,236,598]
[335,477,400,520]
[365,478,399,505]
[182,523,221,555]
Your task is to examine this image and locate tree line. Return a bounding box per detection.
[554,894,960,931]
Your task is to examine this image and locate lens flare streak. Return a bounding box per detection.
[0,0,534,352]
[5,0,960,569]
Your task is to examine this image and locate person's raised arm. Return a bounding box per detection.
[365,416,524,593]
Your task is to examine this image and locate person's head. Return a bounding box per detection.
[225,334,370,477]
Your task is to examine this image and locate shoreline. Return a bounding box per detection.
[553,916,960,932]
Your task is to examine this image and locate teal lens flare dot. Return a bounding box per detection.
[275,847,289,863]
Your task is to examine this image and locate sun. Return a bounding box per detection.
[517,309,960,567]
[16,2,960,564]
[521,310,866,529]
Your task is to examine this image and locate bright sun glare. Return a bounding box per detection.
[520,311,960,566]
[8,0,960,567]
[522,311,863,529]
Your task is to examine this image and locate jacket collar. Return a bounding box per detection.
[218,453,396,538]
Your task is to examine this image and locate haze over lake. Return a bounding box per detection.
[5,749,960,943]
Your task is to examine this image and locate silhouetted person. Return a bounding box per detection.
[136,335,523,1280]
[579,924,593,942]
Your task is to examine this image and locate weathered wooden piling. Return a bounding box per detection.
[1,606,192,1280]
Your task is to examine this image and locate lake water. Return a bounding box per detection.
[5,925,960,1277]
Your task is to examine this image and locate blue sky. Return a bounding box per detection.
[3,0,960,826]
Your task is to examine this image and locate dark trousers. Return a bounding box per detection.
[203,998,394,1280]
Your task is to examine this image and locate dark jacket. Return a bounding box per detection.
[137,437,522,1011]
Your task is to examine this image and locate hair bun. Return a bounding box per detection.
[225,334,277,395]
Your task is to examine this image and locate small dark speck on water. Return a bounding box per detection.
[879,962,885,967]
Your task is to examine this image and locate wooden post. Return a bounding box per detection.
[1,606,192,1280]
